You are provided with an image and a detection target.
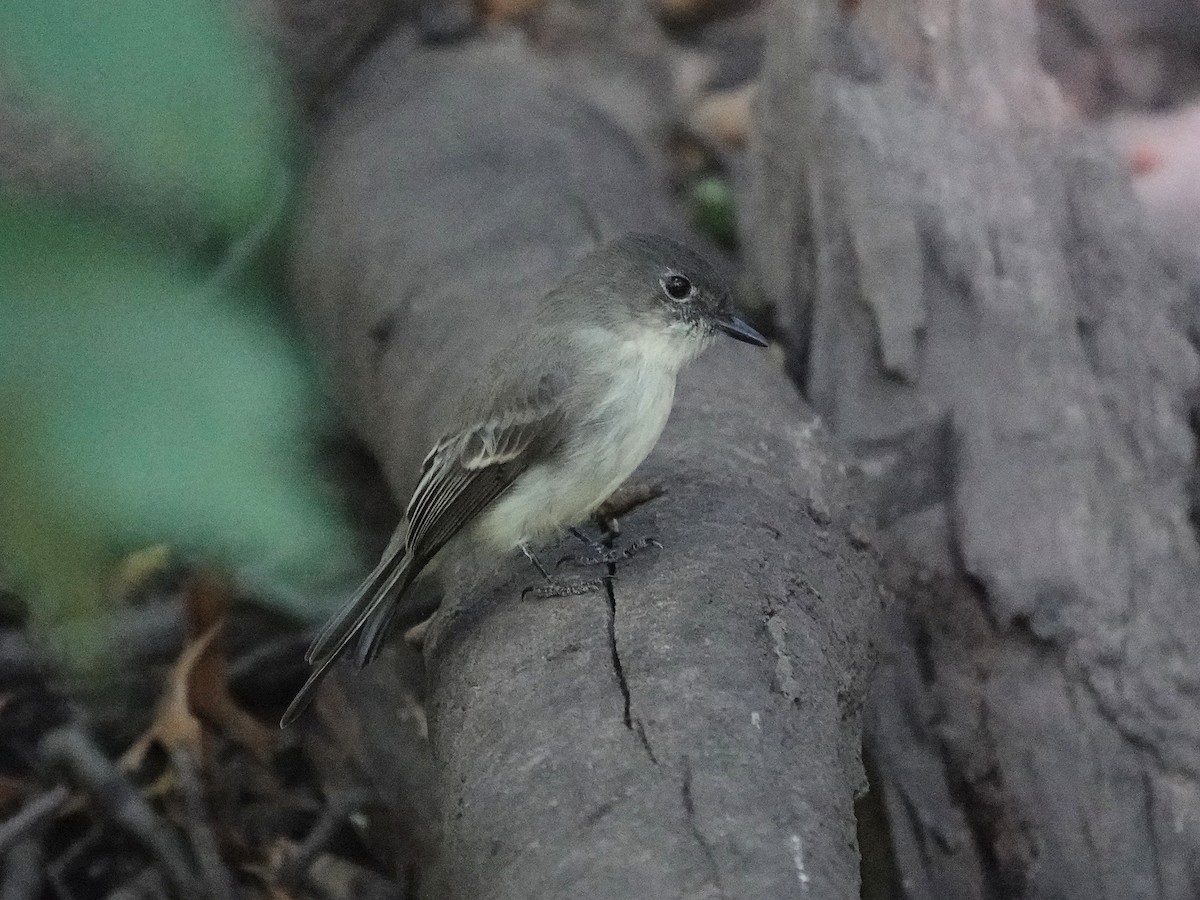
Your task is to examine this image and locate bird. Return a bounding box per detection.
[281,233,767,726]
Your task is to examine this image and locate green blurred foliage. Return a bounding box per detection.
[690,175,738,249]
[0,0,287,235]
[0,0,360,659]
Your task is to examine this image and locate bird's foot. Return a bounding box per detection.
[403,616,433,647]
[520,541,552,580]
[558,536,661,569]
[522,575,607,600]
[592,482,667,536]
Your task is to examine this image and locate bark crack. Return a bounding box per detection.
[682,757,727,899]
[604,560,657,765]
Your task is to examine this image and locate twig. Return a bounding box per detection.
[0,784,70,856]
[169,747,237,900]
[278,787,373,888]
[38,729,200,900]
[105,867,171,900]
[46,820,103,900]
[0,838,42,900]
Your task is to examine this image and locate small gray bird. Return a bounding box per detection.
[281,234,766,726]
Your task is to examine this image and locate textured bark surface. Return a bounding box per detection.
[745,1,1200,897]
[290,32,883,900]
[1036,0,1200,114]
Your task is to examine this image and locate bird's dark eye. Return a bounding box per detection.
[663,274,692,301]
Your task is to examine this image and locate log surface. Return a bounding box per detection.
[291,33,884,900]
[744,1,1200,896]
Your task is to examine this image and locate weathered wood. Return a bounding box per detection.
[745,0,1200,896]
[291,33,883,899]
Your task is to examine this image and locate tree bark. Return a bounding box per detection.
[744,1,1200,897]
[290,31,883,899]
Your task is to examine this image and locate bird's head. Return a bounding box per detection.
[551,233,767,368]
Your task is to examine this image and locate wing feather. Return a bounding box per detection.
[282,372,566,727]
[403,373,564,563]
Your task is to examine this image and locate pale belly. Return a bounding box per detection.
[474,366,677,550]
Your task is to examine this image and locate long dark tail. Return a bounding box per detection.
[280,543,420,727]
[305,538,404,664]
[352,575,442,669]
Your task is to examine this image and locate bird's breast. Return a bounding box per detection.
[477,358,677,549]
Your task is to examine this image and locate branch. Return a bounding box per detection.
[291,33,883,899]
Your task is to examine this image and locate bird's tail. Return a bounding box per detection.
[280,542,420,727]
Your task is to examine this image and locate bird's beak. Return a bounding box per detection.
[714,313,768,347]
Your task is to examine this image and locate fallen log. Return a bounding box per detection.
[291,32,884,899]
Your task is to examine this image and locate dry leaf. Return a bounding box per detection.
[690,82,758,149]
[0,773,32,811]
[121,566,274,772]
[183,569,276,762]
[121,624,219,771]
[655,0,736,26]
[110,543,172,599]
[479,0,548,22]
[245,839,302,900]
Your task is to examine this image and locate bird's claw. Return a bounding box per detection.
[522,576,608,600]
[557,536,662,568]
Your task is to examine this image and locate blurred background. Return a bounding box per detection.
[1,0,1198,897]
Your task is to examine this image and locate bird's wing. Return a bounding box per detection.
[342,372,566,668]
[402,370,566,566]
[283,373,567,727]
[306,373,564,665]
